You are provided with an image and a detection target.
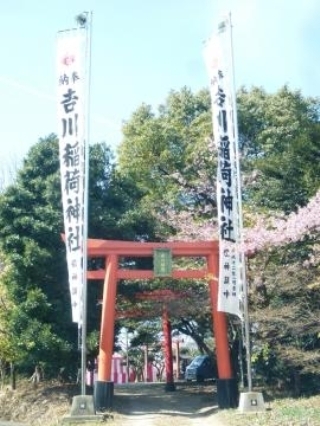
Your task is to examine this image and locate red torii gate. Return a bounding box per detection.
[87,238,238,409]
[118,289,194,391]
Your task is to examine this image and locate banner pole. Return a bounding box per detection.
[80,10,92,397]
[227,12,252,392]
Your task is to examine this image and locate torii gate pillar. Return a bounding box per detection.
[162,308,175,392]
[208,253,239,408]
[94,253,117,411]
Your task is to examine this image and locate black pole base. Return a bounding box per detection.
[164,382,176,392]
[216,378,238,409]
[94,380,114,412]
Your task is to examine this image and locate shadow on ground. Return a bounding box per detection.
[113,381,219,420]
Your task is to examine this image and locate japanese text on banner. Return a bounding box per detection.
[57,31,86,323]
[204,29,243,318]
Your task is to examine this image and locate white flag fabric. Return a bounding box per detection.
[57,30,86,323]
[204,21,243,318]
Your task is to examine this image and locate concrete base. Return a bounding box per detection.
[238,392,265,413]
[62,395,106,423]
[69,395,96,416]
[62,414,105,423]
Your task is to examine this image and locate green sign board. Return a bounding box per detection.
[153,248,172,277]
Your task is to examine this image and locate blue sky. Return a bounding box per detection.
[1,0,320,171]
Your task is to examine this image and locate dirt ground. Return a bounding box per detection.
[110,381,227,426]
[3,380,320,426]
[0,381,77,425]
[0,380,228,426]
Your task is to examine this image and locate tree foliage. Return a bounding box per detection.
[1,83,320,392]
[0,135,77,375]
[118,85,320,392]
[238,85,320,213]
[0,135,159,376]
[118,87,216,218]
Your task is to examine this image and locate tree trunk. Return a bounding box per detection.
[292,369,301,397]
[10,362,16,390]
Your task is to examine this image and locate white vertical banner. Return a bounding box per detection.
[204,18,243,318]
[57,29,86,323]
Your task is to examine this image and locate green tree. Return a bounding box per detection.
[0,135,159,376]
[238,86,320,213]
[248,241,320,394]
[117,85,320,392]
[0,135,77,375]
[0,257,19,382]
[236,86,320,392]
[118,86,216,218]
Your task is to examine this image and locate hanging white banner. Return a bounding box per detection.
[57,30,86,323]
[204,21,243,318]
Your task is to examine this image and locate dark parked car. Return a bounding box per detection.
[184,355,217,382]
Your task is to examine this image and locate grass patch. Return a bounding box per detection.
[2,380,320,425]
[218,395,320,426]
